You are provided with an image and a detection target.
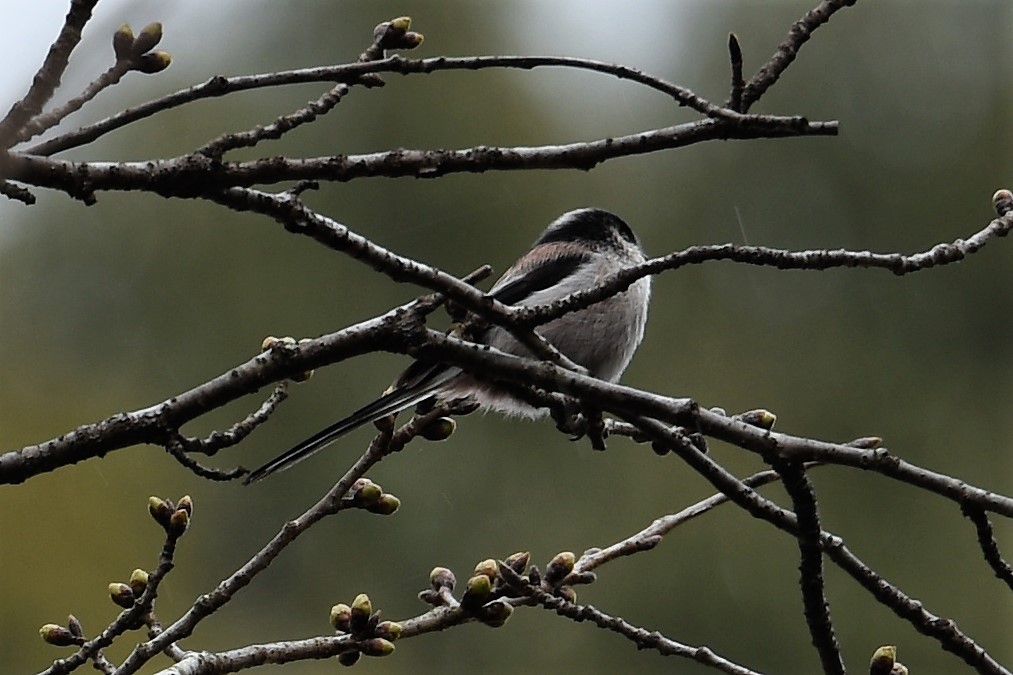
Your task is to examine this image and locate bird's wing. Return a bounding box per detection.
[489,249,589,305]
[243,363,458,484]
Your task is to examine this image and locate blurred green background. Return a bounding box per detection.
[2,1,1011,673]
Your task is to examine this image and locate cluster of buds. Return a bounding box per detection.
[373,16,424,51]
[112,22,171,74]
[261,336,314,382]
[347,478,400,515]
[148,495,193,537]
[869,645,908,675]
[38,615,85,648]
[108,568,150,609]
[420,550,586,629]
[329,593,401,667]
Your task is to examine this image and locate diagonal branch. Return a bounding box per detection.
[0,0,100,147]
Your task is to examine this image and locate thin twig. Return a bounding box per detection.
[498,565,763,675]
[0,0,100,147]
[960,504,1013,590]
[740,0,859,111]
[726,33,745,112]
[25,52,748,157]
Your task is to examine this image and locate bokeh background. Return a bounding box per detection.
[2,1,1011,673]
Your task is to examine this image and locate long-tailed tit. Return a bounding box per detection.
[244,208,651,483]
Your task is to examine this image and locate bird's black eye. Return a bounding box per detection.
[535,208,639,247]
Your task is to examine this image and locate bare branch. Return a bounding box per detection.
[0,0,100,147]
[633,415,1010,675]
[774,460,844,675]
[740,0,859,111]
[960,504,1013,591]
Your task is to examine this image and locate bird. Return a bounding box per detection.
[244,208,651,483]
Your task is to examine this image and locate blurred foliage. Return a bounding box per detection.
[1,1,1011,674]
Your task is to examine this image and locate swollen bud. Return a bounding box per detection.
[168,507,189,537]
[461,574,492,610]
[544,551,576,585]
[374,620,402,641]
[367,494,400,516]
[337,650,361,667]
[350,593,372,633]
[175,495,194,516]
[993,189,1013,216]
[430,566,456,591]
[503,551,530,574]
[109,582,135,609]
[66,614,84,638]
[39,624,77,647]
[479,599,513,628]
[148,496,173,529]
[330,603,352,632]
[360,638,395,657]
[134,51,172,74]
[113,24,135,61]
[420,416,456,441]
[129,569,149,596]
[131,22,163,57]
[472,559,499,581]
[869,645,897,675]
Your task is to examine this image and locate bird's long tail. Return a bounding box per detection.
[243,366,457,484]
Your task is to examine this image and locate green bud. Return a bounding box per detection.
[330,603,352,632]
[352,591,376,624]
[131,22,163,57]
[129,569,149,596]
[360,638,395,657]
[736,408,776,430]
[869,645,896,675]
[39,624,76,647]
[367,494,400,516]
[134,51,172,74]
[354,481,382,507]
[109,582,135,609]
[113,24,135,61]
[430,567,456,591]
[374,620,402,641]
[461,574,492,610]
[337,649,360,667]
[420,416,455,441]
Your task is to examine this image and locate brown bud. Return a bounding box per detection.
[869,645,896,675]
[168,508,189,537]
[478,599,513,628]
[175,495,193,516]
[503,551,530,574]
[430,566,456,591]
[350,593,372,633]
[66,614,84,638]
[337,649,361,667]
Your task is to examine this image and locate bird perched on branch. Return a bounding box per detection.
[245,208,651,483]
